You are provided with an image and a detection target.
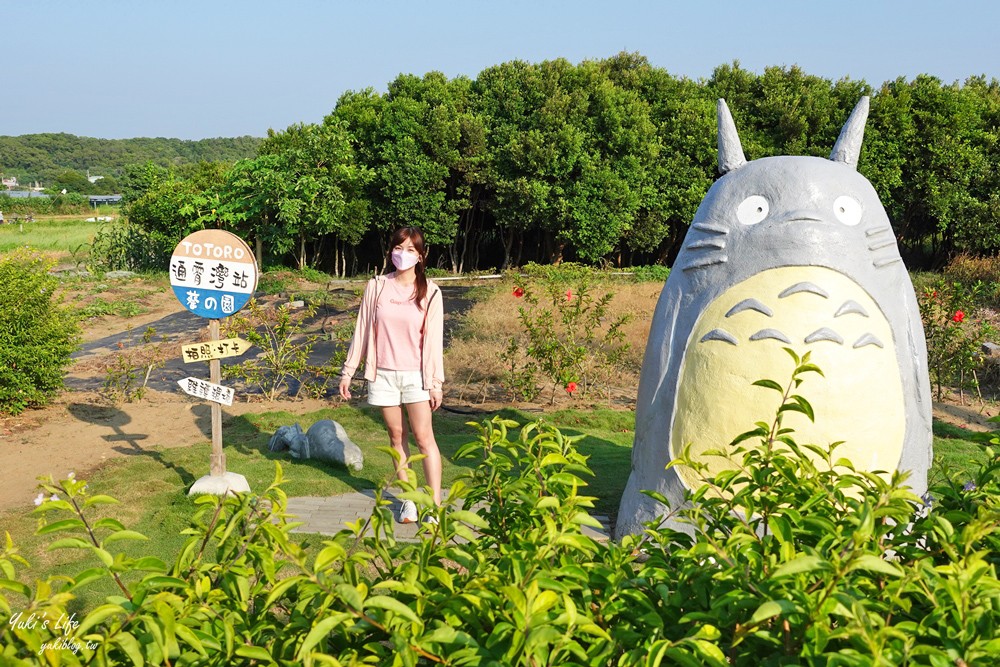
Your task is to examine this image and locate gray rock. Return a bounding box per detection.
[105,270,137,279]
[267,420,363,471]
[982,342,1000,358]
[268,424,304,452]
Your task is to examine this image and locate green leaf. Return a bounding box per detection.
[77,603,128,635]
[0,578,31,597]
[47,537,92,550]
[102,530,149,545]
[296,616,340,659]
[767,515,793,545]
[847,554,902,577]
[69,567,107,590]
[749,599,799,624]
[770,555,830,579]
[235,645,274,661]
[752,379,784,393]
[365,595,421,624]
[37,518,86,535]
[83,494,121,508]
[93,517,127,531]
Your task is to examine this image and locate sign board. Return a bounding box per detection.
[178,377,234,406]
[170,230,258,319]
[182,338,252,363]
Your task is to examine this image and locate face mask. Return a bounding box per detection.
[391,249,419,271]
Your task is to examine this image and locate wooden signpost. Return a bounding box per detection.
[169,229,258,496]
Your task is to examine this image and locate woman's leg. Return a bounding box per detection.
[404,400,442,505]
[381,405,411,484]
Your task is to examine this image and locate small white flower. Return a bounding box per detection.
[49,494,59,502]
[67,472,75,480]
[34,493,45,506]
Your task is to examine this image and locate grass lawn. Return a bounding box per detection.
[0,216,102,257]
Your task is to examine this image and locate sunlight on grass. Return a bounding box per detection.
[0,217,102,257]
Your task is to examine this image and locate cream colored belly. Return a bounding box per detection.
[671,266,904,491]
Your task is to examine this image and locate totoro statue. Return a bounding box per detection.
[615,97,932,539]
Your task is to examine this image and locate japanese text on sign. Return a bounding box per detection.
[181,338,252,363]
[177,377,234,406]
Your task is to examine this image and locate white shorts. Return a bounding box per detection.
[367,369,430,406]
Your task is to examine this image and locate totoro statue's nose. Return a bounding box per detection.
[775,210,825,224]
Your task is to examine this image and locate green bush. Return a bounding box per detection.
[504,276,632,402]
[88,220,176,273]
[0,249,81,415]
[630,264,671,283]
[918,278,996,400]
[3,360,1000,664]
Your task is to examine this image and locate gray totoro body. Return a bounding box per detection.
[615,98,932,539]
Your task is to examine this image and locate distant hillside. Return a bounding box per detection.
[0,133,262,186]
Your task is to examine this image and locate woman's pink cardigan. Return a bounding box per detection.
[339,275,445,391]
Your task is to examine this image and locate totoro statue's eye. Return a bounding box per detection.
[833,196,863,226]
[736,195,769,225]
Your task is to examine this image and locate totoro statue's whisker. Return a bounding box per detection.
[854,333,885,349]
[686,239,727,251]
[725,299,773,318]
[779,282,830,299]
[700,329,739,345]
[873,256,902,268]
[835,300,869,318]
[750,329,792,343]
[867,239,896,252]
[865,225,893,238]
[682,256,729,272]
[805,328,844,345]
[690,222,730,235]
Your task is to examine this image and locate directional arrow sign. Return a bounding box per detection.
[178,377,234,406]
[181,337,252,363]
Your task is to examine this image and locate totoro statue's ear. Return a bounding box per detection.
[830,96,870,169]
[717,99,747,174]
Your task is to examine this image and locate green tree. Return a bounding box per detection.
[0,250,81,414]
[255,119,371,271]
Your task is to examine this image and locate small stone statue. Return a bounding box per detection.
[268,419,364,471]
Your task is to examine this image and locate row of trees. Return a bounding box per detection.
[0,133,260,192]
[120,54,1000,273]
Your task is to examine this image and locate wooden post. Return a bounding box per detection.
[209,319,225,476]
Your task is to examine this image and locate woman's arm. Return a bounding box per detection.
[340,278,377,382]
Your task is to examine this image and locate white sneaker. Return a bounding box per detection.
[422,514,438,525]
[398,499,417,524]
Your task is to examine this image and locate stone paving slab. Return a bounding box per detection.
[286,492,611,543]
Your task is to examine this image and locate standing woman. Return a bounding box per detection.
[339,226,445,523]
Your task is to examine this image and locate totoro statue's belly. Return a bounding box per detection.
[671,266,904,491]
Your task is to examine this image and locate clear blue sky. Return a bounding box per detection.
[4,0,998,140]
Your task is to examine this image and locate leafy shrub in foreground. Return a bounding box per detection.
[0,249,81,415]
[2,359,1000,664]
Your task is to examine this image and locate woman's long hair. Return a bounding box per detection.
[388,226,428,310]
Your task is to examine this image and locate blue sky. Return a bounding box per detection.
[5,0,998,140]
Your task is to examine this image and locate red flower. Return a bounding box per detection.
[932,290,938,299]
[565,381,578,394]
[953,310,965,323]
[565,290,573,301]
[512,286,524,298]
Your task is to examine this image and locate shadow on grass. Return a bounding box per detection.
[66,402,197,486]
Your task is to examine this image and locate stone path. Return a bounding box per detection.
[286,492,612,542]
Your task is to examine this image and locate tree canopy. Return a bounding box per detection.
[86,55,1000,273]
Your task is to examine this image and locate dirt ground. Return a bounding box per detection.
[1,280,996,514]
